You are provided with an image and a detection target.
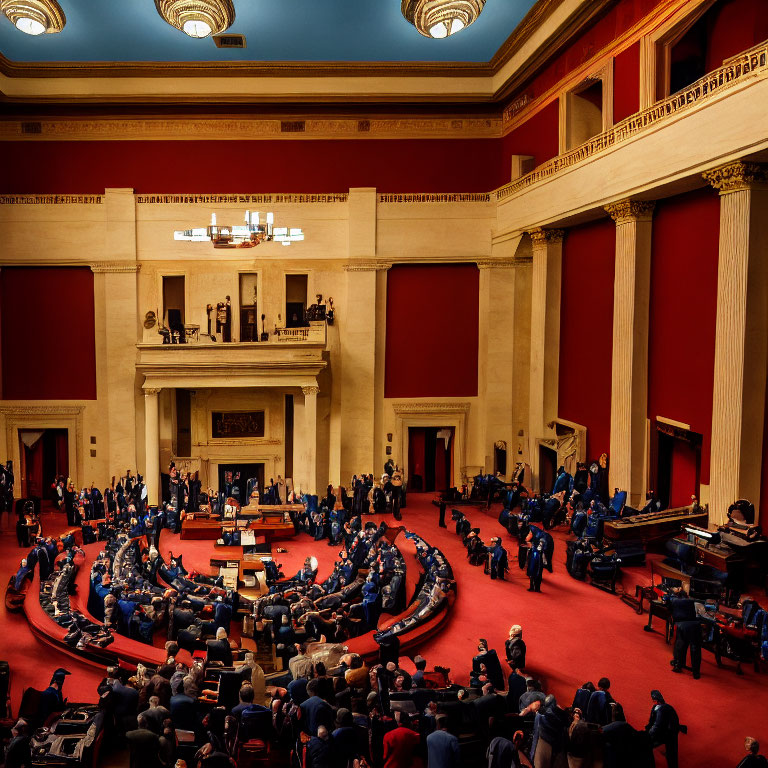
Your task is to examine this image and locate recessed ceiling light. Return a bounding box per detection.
[155,0,235,39]
[401,0,485,39]
[1,0,66,35]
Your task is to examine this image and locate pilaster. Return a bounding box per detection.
[302,385,319,496]
[143,387,161,507]
[704,161,768,523]
[605,199,655,507]
[527,228,564,487]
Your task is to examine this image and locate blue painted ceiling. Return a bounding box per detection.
[0,0,538,63]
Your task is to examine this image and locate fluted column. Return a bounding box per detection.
[704,161,768,523]
[302,385,319,496]
[528,228,564,488]
[144,387,161,507]
[605,199,655,507]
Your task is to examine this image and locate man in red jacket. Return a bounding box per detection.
[382,711,422,768]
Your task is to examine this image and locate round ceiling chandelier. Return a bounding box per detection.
[0,0,66,35]
[401,0,486,39]
[155,0,235,39]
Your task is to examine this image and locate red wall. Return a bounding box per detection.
[385,264,479,398]
[706,0,768,71]
[648,187,720,484]
[1,267,97,400]
[0,139,505,195]
[501,101,560,173]
[614,41,641,122]
[669,439,699,507]
[558,218,616,460]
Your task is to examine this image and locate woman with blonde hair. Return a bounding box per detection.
[505,624,526,670]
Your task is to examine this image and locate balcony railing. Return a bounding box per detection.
[274,323,327,343]
[496,40,768,202]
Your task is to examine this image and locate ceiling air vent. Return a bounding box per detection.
[213,33,246,48]
[21,122,42,134]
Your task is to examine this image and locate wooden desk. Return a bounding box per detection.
[181,519,222,540]
[248,520,296,542]
[603,508,709,543]
[239,504,303,518]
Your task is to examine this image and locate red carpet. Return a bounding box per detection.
[2,496,766,767]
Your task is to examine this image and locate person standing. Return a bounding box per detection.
[438,500,447,528]
[382,711,421,768]
[426,715,460,768]
[646,690,684,768]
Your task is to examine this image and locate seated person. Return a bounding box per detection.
[206,626,233,666]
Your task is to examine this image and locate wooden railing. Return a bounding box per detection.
[495,40,768,202]
[274,321,326,343]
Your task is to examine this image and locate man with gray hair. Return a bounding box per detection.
[738,737,768,767]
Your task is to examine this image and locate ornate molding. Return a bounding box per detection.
[703,161,768,194]
[604,199,656,224]
[496,41,768,202]
[0,118,500,143]
[0,194,102,205]
[528,228,565,246]
[91,262,141,273]
[301,385,320,396]
[344,261,392,272]
[137,193,348,205]
[392,401,471,414]
[143,387,163,396]
[0,404,84,416]
[476,257,530,269]
[378,193,491,203]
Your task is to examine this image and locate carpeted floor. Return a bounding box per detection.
[2,495,766,767]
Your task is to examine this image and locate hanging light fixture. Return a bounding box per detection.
[401,0,485,38]
[0,0,66,35]
[155,0,235,39]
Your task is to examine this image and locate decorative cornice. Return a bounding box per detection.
[301,385,320,396]
[0,194,103,205]
[703,161,768,195]
[344,261,392,272]
[0,118,500,143]
[0,404,84,415]
[378,193,491,203]
[136,193,348,204]
[604,199,656,224]
[90,262,141,273]
[392,401,471,414]
[476,257,530,269]
[528,228,565,246]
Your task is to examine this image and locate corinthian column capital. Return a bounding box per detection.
[528,228,565,246]
[703,161,768,195]
[302,385,320,396]
[604,199,655,224]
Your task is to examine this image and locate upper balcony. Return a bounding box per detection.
[136,322,327,390]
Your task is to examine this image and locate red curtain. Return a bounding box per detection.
[669,440,698,507]
[648,188,720,484]
[1,267,97,400]
[558,218,616,460]
[408,428,426,491]
[54,431,69,478]
[385,264,479,398]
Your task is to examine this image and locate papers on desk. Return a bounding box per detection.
[219,566,238,590]
[241,530,256,546]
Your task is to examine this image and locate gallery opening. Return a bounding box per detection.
[2,0,768,766]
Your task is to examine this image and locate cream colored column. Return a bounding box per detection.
[704,162,768,524]
[477,258,518,476]
[302,385,319,495]
[340,187,382,482]
[527,228,564,488]
[605,199,655,507]
[144,387,161,507]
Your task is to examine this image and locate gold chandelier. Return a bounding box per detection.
[155,0,235,38]
[0,0,66,35]
[401,0,485,38]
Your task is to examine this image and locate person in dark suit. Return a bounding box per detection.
[507,667,527,713]
[438,500,447,528]
[299,679,335,736]
[472,640,505,692]
[4,719,31,768]
[169,687,197,733]
[738,737,768,768]
[646,690,684,768]
[586,677,614,726]
[669,593,702,678]
[39,668,69,724]
[206,627,233,666]
[126,715,161,768]
[213,597,232,634]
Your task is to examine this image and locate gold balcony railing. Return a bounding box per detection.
[495,40,768,202]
